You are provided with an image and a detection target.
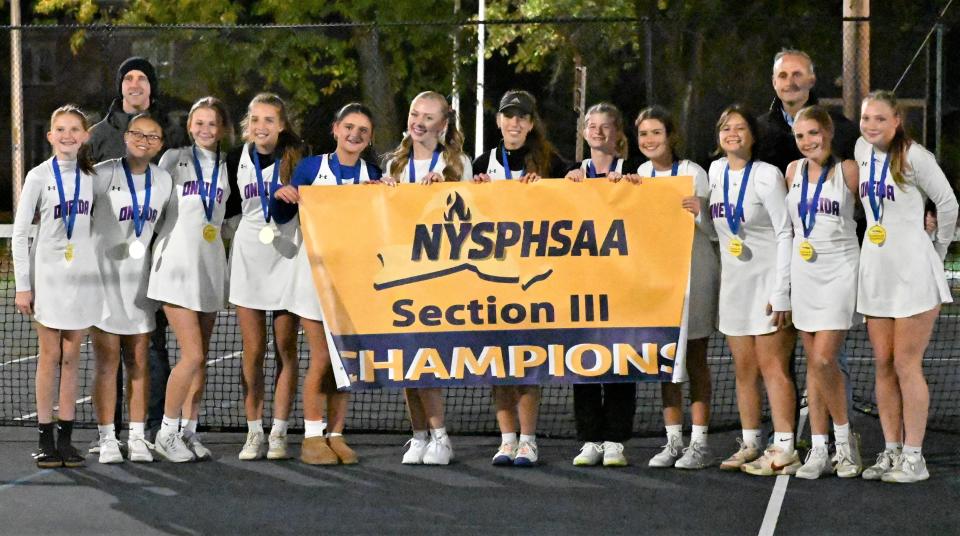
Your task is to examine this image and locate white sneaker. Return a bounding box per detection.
[154,430,196,463]
[182,430,212,461]
[267,433,289,460]
[514,441,538,467]
[239,430,266,461]
[573,442,604,466]
[491,442,517,466]
[862,449,900,480]
[422,436,453,465]
[98,437,123,464]
[796,445,832,480]
[674,441,712,470]
[402,438,429,464]
[881,451,929,483]
[602,441,627,467]
[127,436,154,463]
[833,434,862,478]
[648,435,683,468]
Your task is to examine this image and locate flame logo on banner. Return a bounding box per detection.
[373,190,553,291]
[444,192,471,222]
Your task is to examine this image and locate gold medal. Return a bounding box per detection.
[799,240,815,262]
[202,224,218,243]
[728,237,743,257]
[64,242,75,262]
[867,224,886,245]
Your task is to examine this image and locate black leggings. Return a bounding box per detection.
[573,383,636,443]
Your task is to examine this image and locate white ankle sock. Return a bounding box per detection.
[519,434,536,445]
[271,419,288,436]
[304,420,326,439]
[413,430,428,441]
[833,422,850,443]
[773,432,795,454]
[98,424,116,442]
[742,429,762,449]
[501,432,517,445]
[247,419,264,434]
[691,425,708,445]
[430,427,447,440]
[812,434,828,449]
[161,415,180,434]
[665,424,683,442]
[903,445,922,456]
[129,422,145,439]
[885,441,903,452]
[327,432,343,438]
[181,419,198,434]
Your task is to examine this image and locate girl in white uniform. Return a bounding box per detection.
[785,106,863,480]
[223,93,305,461]
[622,106,719,471]
[13,105,106,468]
[382,92,471,465]
[855,91,958,483]
[472,90,568,467]
[707,106,799,476]
[564,102,631,182]
[273,103,381,465]
[562,103,637,468]
[91,114,173,464]
[149,97,233,462]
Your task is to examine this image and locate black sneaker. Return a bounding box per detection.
[58,443,85,468]
[32,445,63,468]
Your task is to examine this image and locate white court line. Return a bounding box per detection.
[758,390,809,536]
[0,340,93,368]
[759,476,791,536]
[14,395,93,421]
[203,328,303,366]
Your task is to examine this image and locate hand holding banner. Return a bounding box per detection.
[299,178,695,390]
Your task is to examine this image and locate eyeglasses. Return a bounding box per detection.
[126,130,162,144]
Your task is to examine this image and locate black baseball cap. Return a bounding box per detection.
[498,90,536,116]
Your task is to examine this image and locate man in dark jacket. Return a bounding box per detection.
[88,57,185,443]
[757,49,859,174]
[757,49,855,439]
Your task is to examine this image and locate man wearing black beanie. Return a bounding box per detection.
[88,56,182,162]
[87,57,184,449]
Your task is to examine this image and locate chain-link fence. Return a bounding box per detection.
[1,8,958,435]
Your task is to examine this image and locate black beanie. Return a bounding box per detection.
[116,57,158,100]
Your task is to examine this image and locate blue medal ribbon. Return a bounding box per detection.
[330,152,362,185]
[192,145,221,223]
[867,149,890,224]
[407,148,441,183]
[121,158,152,239]
[252,148,281,223]
[51,156,81,240]
[799,160,829,239]
[651,161,680,177]
[586,157,619,178]
[499,143,524,179]
[722,160,754,236]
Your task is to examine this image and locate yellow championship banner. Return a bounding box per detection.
[299,178,695,390]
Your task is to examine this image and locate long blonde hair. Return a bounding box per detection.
[863,90,912,188]
[387,91,466,182]
[240,93,303,185]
